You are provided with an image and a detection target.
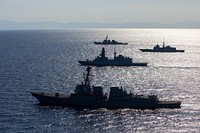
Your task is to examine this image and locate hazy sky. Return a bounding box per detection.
[0,0,200,23]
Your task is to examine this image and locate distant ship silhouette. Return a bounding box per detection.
[78,48,147,66]
[140,41,185,52]
[94,35,128,45]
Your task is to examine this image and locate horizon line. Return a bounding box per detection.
[0,20,200,29]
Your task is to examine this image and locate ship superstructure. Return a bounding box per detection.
[140,42,185,52]
[78,48,148,66]
[94,35,128,45]
[31,67,181,109]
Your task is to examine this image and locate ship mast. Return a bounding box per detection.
[114,46,117,58]
[106,35,108,41]
[163,38,165,48]
[100,47,106,58]
[84,66,91,86]
[163,41,165,48]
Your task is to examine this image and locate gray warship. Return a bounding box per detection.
[94,35,128,45]
[31,66,181,109]
[140,42,185,52]
[78,48,148,66]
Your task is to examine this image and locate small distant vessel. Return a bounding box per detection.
[140,42,185,52]
[78,48,147,66]
[31,66,181,109]
[94,35,128,45]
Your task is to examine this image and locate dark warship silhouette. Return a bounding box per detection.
[140,42,185,52]
[94,35,128,45]
[31,66,181,109]
[78,48,148,67]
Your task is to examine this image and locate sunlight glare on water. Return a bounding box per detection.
[0,29,200,132]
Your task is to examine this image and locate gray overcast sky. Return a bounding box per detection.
[0,0,200,23]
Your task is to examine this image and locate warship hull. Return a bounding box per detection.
[78,61,148,67]
[94,42,128,45]
[31,92,181,109]
[140,49,185,52]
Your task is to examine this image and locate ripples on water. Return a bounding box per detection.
[0,29,200,132]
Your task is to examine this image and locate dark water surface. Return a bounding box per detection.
[0,29,200,132]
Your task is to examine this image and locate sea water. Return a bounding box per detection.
[0,29,200,132]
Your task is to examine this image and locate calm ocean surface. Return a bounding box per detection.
[0,29,200,132]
